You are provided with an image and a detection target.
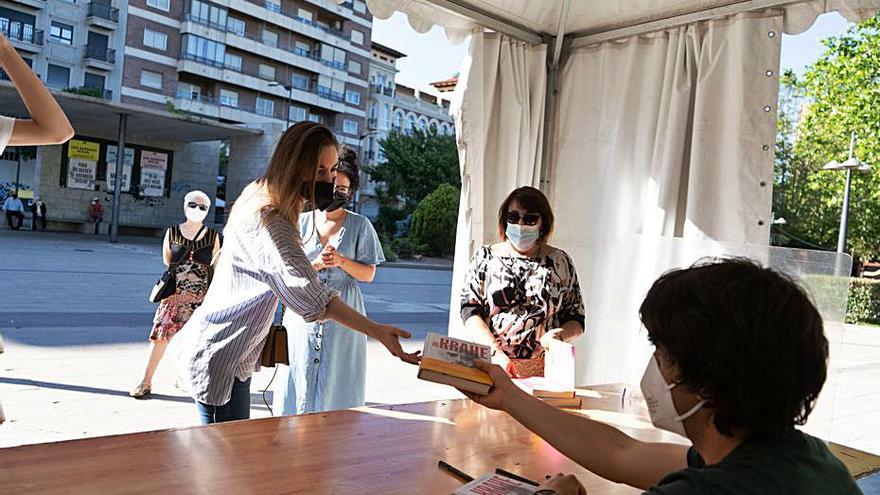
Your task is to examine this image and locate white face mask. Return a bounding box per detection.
[184,202,209,223]
[506,223,540,252]
[640,355,706,438]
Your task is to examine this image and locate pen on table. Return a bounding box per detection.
[495,468,540,487]
[438,460,474,482]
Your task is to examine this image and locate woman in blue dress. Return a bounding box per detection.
[273,147,385,415]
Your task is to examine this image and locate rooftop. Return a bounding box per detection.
[371,41,407,59]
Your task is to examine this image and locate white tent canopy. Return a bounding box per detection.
[352,0,879,394]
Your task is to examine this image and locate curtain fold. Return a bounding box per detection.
[447,31,547,339]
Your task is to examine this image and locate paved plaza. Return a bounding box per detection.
[1,228,879,457]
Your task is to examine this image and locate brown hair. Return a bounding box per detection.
[229,122,338,227]
[497,186,554,241]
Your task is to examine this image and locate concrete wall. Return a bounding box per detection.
[226,122,284,204]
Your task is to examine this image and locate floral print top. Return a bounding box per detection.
[460,245,586,359]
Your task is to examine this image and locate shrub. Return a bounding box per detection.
[410,184,460,257]
[391,238,415,259]
[846,278,880,325]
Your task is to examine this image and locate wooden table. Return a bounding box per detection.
[1,385,874,494]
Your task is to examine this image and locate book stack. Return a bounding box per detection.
[452,473,536,495]
[532,388,582,409]
[418,333,494,395]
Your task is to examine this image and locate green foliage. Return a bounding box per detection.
[846,278,880,325]
[410,184,460,256]
[367,128,460,238]
[773,14,880,260]
[391,237,415,259]
[64,87,103,98]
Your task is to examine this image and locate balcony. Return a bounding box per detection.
[87,3,119,30]
[228,0,353,47]
[317,85,345,103]
[83,46,116,71]
[1,23,43,53]
[65,87,113,100]
[371,84,393,97]
[8,0,46,9]
[173,87,285,125]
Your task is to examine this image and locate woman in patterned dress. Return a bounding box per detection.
[460,186,585,377]
[130,191,221,398]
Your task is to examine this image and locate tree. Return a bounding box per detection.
[410,184,460,256]
[772,14,880,260]
[367,128,459,237]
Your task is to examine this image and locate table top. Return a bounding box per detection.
[1,385,685,494]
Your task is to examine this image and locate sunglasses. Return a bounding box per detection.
[187,202,208,211]
[506,211,541,226]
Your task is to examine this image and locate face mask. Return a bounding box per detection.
[184,202,209,223]
[301,181,335,212]
[506,223,540,251]
[323,190,350,213]
[640,356,706,438]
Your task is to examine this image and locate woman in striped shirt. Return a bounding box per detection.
[175,122,420,424]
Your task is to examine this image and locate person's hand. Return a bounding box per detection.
[373,324,421,365]
[0,32,11,52]
[457,359,520,411]
[539,328,565,350]
[536,473,587,495]
[311,258,326,272]
[321,245,344,268]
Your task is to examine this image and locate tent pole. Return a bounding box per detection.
[539,0,570,195]
[418,0,543,44]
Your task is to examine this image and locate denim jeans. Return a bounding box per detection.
[196,377,251,425]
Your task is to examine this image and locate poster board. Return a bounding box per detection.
[139,150,168,197]
[66,139,99,190]
[106,145,135,193]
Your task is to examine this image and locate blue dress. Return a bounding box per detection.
[273,210,385,415]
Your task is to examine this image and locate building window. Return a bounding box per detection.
[394,113,403,129]
[227,17,245,36]
[140,70,163,89]
[220,89,238,107]
[50,22,73,45]
[320,44,345,69]
[345,91,360,106]
[189,0,228,29]
[382,104,390,125]
[343,120,358,135]
[407,115,416,132]
[83,72,105,91]
[256,97,274,117]
[147,0,171,12]
[354,1,367,14]
[317,75,345,102]
[177,82,200,100]
[289,105,307,123]
[298,8,313,22]
[292,74,310,91]
[266,0,281,13]
[262,30,278,48]
[259,64,275,81]
[143,28,168,51]
[348,60,361,75]
[46,64,70,89]
[294,41,311,56]
[350,30,364,45]
[224,53,242,71]
[308,113,323,124]
[182,34,226,67]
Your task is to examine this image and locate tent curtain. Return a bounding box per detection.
[447,31,548,339]
[549,11,783,385]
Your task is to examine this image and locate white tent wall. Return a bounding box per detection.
[550,11,781,386]
[448,32,548,340]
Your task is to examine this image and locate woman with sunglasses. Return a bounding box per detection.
[460,186,585,377]
[130,191,221,398]
[273,146,385,416]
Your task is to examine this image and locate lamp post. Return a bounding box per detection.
[268,82,293,128]
[823,132,871,253]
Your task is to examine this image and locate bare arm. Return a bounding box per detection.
[210,233,222,265]
[338,256,376,282]
[0,34,74,145]
[162,230,171,267]
[468,362,689,490]
[465,315,510,369]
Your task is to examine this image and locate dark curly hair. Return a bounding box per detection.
[639,258,828,439]
[334,146,360,193]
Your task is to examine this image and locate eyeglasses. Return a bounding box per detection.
[506,211,541,226]
[187,202,208,211]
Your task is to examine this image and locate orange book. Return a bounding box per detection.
[418,333,494,395]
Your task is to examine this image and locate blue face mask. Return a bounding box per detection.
[506,223,540,251]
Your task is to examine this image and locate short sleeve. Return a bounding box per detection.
[460,246,491,322]
[555,251,586,330]
[0,116,15,156]
[354,215,385,266]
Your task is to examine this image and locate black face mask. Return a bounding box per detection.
[302,181,335,212]
[323,190,350,213]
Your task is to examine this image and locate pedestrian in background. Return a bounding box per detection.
[89,198,104,235]
[131,191,221,399]
[3,191,25,229]
[273,146,385,416]
[30,197,47,231]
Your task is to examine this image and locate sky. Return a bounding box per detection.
[372,11,853,96]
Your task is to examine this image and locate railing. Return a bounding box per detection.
[66,87,113,99]
[371,84,393,97]
[252,0,351,43]
[317,86,345,103]
[84,46,116,63]
[180,51,227,69]
[0,22,44,45]
[182,13,228,31]
[87,2,119,22]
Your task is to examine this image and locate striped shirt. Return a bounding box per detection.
[176,209,337,406]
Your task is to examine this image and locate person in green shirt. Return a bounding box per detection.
[462,258,862,495]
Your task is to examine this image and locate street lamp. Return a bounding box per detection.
[823,132,871,253]
[268,82,293,129]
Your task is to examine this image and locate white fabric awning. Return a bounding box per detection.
[359,0,880,43]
